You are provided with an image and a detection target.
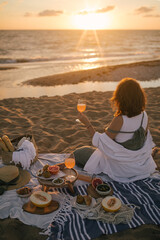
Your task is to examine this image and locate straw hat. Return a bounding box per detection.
[0,165,30,190]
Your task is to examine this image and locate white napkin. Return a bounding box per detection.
[12,140,36,169]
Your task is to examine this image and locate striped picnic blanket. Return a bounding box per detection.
[48,178,160,240]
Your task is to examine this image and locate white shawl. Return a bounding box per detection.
[84,130,157,182]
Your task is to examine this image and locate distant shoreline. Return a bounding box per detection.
[0,66,18,71]
[23,59,160,87]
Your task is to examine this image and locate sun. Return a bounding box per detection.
[74,13,111,30]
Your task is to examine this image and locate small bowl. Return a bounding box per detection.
[16,187,32,198]
[52,177,64,186]
[96,184,111,196]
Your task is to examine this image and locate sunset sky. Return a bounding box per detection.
[0,0,160,30]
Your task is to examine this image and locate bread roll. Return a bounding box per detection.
[84,195,92,206]
[2,135,15,152]
[0,138,9,152]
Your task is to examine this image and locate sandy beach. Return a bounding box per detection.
[0,60,160,239]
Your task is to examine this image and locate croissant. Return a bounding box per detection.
[2,135,15,152]
[0,138,9,152]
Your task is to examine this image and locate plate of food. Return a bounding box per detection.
[72,195,96,210]
[36,164,65,180]
[16,187,32,198]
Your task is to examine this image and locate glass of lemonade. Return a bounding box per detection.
[76,99,86,122]
[65,158,76,181]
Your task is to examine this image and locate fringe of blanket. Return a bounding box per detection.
[42,193,72,237]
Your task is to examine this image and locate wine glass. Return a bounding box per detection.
[65,158,76,182]
[76,99,86,123]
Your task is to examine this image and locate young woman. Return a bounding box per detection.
[73,78,157,183]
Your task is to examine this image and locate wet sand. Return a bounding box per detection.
[23,60,160,87]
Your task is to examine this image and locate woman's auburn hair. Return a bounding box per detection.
[110,78,147,117]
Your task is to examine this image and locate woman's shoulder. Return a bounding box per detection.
[105,115,123,138]
[112,115,123,126]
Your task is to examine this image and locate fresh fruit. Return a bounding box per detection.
[48,165,60,175]
[30,191,52,208]
[43,164,49,171]
[42,170,52,178]
[91,177,103,189]
[102,196,121,212]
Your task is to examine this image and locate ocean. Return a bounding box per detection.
[0,30,160,99]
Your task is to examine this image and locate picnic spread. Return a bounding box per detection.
[0,135,160,240]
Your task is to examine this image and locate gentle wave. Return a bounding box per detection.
[0,52,156,64]
[0,30,160,69]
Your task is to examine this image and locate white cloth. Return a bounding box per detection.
[115,111,148,143]
[0,153,93,230]
[0,153,159,231]
[12,140,36,170]
[84,130,157,183]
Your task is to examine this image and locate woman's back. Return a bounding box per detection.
[115,111,148,143]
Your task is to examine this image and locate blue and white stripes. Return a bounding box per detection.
[48,178,160,240]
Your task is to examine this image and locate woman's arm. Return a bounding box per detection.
[78,112,123,140]
[78,112,95,138]
[105,115,123,139]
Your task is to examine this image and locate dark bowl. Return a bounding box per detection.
[96,184,111,196]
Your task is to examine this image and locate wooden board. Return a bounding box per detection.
[87,184,113,199]
[77,174,92,183]
[22,200,59,215]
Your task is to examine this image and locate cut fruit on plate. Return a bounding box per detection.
[30,191,52,208]
[92,177,103,189]
[48,165,60,175]
[102,196,121,212]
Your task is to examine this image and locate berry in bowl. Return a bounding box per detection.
[96,183,111,196]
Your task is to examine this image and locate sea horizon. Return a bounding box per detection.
[0,29,160,30]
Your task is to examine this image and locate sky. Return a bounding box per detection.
[0,0,160,30]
